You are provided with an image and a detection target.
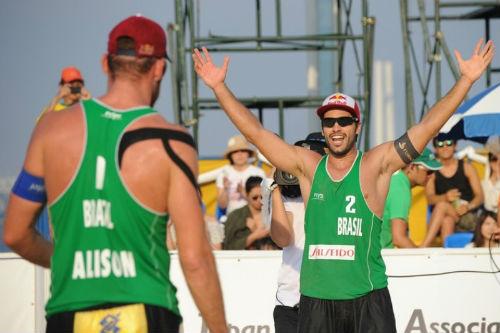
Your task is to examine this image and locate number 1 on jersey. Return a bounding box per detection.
[95,156,106,190]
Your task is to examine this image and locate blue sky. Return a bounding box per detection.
[0,0,497,177]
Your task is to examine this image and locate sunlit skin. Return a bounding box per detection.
[321,109,360,158]
[230,150,251,170]
[62,81,85,106]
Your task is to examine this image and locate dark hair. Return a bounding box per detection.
[472,210,498,247]
[280,184,301,198]
[245,176,263,194]
[107,37,157,80]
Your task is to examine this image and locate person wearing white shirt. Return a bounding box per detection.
[216,135,266,216]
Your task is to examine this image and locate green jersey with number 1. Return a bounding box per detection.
[300,152,387,300]
[46,99,179,316]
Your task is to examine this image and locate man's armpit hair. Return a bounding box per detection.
[394,132,419,164]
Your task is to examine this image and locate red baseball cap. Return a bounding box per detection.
[61,66,83,83]
[316,93,361,121]
[108,15,167,58]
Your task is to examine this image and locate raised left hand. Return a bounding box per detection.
[455,38,495,83]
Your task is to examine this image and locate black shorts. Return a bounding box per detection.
[46,303,181,333]
[273,305,299,333]
[298,287,396,333]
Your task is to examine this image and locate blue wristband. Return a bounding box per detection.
[12,169,47,203]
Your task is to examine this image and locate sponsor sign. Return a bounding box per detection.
[308,244,355,260]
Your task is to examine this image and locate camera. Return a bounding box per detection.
[70,86,81,94]
[274,169,299,186]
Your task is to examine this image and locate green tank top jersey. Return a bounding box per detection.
[300,152,387,300]
[46,99,179,316]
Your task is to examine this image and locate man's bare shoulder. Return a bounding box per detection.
[127,113,189,133]
[295,146,323,177]
[35,104,83,138]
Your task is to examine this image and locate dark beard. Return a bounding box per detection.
[150,80,162,107]
[326,134,358,157]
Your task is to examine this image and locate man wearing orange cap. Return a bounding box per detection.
[38,66,92,121]
[194,38,494,332]
[4,15,226,333]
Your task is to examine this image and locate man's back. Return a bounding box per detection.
[39,102,187,213]
[42,99,184,316]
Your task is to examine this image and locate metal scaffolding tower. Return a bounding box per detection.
[400,0,500,128]
[169,0,375,150]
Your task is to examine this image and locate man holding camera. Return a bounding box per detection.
[38,66,91,121]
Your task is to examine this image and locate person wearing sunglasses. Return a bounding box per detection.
[380,148,442,248]
[420,137,484,247]
[193,38,494,333]
[223,176,273,250]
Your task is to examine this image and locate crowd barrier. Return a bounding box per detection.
[1,248,499,333]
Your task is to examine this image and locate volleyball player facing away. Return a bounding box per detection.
[4,15,227,333]
[193,39,494,332]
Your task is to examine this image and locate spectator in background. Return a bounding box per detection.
[467,210,499,248]
[263,133,326,333]
[216,135,266,217]
[482,151,500,215]
[38,66,91,121]
[35,67,93,239]
[223,176,270,249]
[380,148,442,248]
[421,137,484,247]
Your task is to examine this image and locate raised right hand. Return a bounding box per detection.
[192,47,230,90]
[57,84,71,99]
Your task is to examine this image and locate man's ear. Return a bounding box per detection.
[153,59,166,82]
[355,121,362,135]
[101,54,110,75]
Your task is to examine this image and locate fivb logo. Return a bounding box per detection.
[102,111,122,120]
[312,192,324,201]
[309,245,355,260]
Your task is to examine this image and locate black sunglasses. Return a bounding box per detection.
[250,195,262,201]
[490,155,498,163]
[321,117,358,128]
[435,140,454,148]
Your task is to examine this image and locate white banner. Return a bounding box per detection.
[1,248,499,333]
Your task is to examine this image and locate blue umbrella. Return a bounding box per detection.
[439,82,500,143]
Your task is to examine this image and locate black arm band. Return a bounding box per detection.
[394,132,419,164]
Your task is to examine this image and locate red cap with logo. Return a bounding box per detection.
[316,93,361,121]
[108,15,167,58]
[61,66,83,83]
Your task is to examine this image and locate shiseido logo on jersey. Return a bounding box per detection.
[309,245,355,260]
[312,192,324,201]
[102,111,122,120]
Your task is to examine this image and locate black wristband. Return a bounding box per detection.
[394,132,419,164]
